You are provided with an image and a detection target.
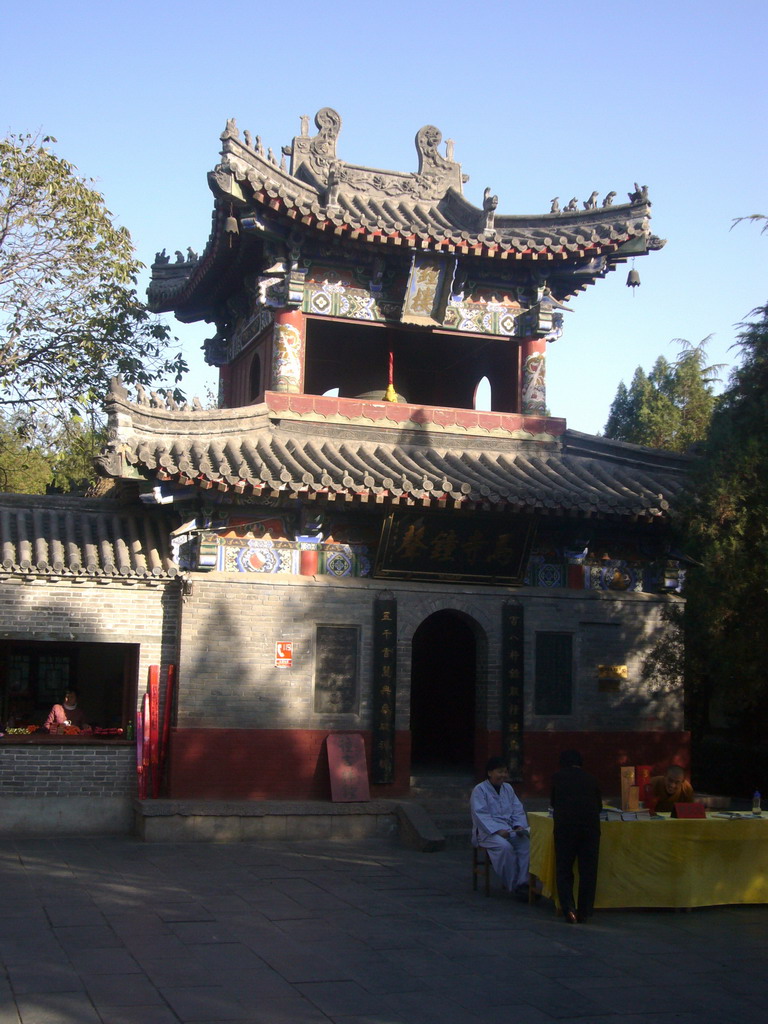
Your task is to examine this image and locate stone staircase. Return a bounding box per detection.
[407,768,551,848]
[408,769,477,848]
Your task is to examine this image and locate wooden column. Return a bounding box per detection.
[270,309,306,393]
[520,336,547,415]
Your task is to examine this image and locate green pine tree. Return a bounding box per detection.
[682,305,768,752]
[604,340,720,452]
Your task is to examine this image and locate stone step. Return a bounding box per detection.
[441,827,473,849]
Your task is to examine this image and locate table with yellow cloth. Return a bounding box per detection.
[529,811,768,909]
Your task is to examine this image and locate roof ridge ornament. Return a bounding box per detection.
[415,125,451,176]
[288,108,465,202]
[628,182,650,204]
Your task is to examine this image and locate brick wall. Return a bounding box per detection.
[0,743,135,797]
[169,572,685,798]
[177,572,681,732]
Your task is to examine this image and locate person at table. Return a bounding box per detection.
[43,689,88,734]
[648,765,694,813]
[470,756,530,899]
[551,749,602,924]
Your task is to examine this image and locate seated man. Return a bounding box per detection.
[470,756,530,898]
[648,765,694,813]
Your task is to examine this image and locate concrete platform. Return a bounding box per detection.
[135,799,446,851]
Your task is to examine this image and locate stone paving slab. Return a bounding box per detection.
[0,836,766,1022]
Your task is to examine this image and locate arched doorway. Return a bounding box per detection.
[410,610,478,769]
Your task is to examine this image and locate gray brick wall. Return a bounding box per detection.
[0,744,135,797]
[177,572,682,732]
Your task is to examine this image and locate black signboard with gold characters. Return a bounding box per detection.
[375,511,536,585]
[371,595,397,784]
[501,601,525,779]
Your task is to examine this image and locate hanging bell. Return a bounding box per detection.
[626,268,641,289]
[224,215,239,236]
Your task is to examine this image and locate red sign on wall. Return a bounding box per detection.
[327,733,370,802]
[275,641,293,667]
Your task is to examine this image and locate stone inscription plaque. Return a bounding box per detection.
[327,732,370,802]
[314,626,359,714]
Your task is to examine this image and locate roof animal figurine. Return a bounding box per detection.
[629,182,649,203]
[482,187,498,231]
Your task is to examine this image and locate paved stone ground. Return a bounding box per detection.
[0,835,766,1024]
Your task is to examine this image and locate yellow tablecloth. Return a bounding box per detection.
[529,811,768,909]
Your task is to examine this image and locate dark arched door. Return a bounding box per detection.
[410,611,477,769]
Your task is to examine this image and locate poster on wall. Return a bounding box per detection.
[275,641,293,668]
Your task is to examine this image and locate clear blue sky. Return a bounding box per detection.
[4,0,766,433]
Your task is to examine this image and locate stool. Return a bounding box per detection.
[472,845,491,896]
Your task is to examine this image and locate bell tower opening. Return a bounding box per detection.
[410,610,478,770]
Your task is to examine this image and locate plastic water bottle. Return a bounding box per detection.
[752,790,761,815]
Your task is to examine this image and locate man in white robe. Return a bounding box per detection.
[470,756,530,895]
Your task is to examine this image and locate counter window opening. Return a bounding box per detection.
[0,639,139,738]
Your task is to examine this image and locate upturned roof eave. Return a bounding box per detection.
[148,122,662,318]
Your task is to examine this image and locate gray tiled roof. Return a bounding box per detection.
[97,391,690,522]
[148,109,664,314]
[0,494,178,579]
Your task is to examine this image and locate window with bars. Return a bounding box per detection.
[534,631,573,716]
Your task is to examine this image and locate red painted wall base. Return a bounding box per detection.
[166,728,412,800]
[519,730,691,799]
[166,727,690,802]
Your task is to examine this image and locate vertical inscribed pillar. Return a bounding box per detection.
[270,309,306,393]
[501,600,525,780]
[520,337,547,415]
[371,595,397,784]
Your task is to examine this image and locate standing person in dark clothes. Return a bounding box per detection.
[551,749,602,924]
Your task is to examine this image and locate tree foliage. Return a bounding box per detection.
[0,415,53,493]
[604,340,721,451]
[0,133,186,425]
[0,411,105,494]
[681,304,768,738]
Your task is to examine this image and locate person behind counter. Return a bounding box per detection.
[470,756,531,899]
[648,765,694,813]
[43,689,89,734]
[551,749,602,924]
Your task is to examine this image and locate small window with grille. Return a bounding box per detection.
[534,631,573,716]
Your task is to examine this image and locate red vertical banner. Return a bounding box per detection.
[136,697,147,800]
[148,666,160,797]
[160,664,176,771]
[142,691,151,789]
